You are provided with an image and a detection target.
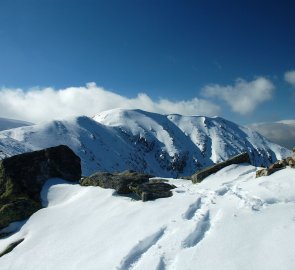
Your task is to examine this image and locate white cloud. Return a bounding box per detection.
[284,70,295,86]
[201,77,274,115]
[0,83,220,123]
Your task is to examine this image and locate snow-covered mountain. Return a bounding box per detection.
[0,117,33,131]
[1,165,295,270]
[0,109,291,176]
[248,120,295,150]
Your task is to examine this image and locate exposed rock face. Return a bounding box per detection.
[80,170,152,194]
[255,165,285,178]
[129,182,176,202]
[0,145,81,229]
[256,153,295,178]
[191,152,251,183]
[80,170,176,201]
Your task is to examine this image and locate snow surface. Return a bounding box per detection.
[0,165,295,270]
[0,109,291,176]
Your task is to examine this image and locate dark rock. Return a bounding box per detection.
[268,166,285,175]
[286,156,295,168]
[256,168,268,178]
[149,178,169,183]
[129,182,176,202]
[191,152,251,183]
[269,160,286,170]
[80,170,176,201]
[0,145,81,229]
[293,147,295,159]
[180,176,192,180]
[0,199,40,231]
[80,170,152,194]
[256,166,284,178]
[288,158,295,168]
[0,238,24,257]
[255,157,295,178]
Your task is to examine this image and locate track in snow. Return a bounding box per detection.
[182,211,211,248]
[117,227,166,270]
[182,198,202,220]
[155,256,166,270]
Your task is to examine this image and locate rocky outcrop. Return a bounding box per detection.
[191,152,251,183]
[80,170,176,201]
[129,182,176,202]
[256,151,295,178]
[80,170,152,194]
[0,145,81,229]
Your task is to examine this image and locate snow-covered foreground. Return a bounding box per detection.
[1,165,295,270]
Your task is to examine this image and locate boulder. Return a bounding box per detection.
[255,155,295,178]
[191,152,251,183]
[80,170,152,194]
[129,182,176,202]
[269,160,286,170]
[286,157,293,164]
[0,199,41,232]
[0,145,81,229]
[255,166,284,178]
[256,168,269,178]
[288,158,295,168]
[293,147,295,160]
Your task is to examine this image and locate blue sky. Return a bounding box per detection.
[0,0,294,124]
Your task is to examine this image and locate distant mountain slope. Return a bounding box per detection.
[0,117,33,131]
[248,120,295,150]
[0,109,291,176]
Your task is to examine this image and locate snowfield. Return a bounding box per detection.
[1,164,295,270]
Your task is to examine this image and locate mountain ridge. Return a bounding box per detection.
[0,117,33,131]
[0,109,291,176]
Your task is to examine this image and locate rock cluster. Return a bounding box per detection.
[256,148,295,178]
[129,182,176,202]
[80,170,152,194]
[191,152,251,183]
[0,145,81,229]
[80,170,176,201]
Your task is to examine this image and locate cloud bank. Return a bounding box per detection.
[201,77,274,114]
[248,120,295,150]
[284,70,295,86]
[0,83,220,123]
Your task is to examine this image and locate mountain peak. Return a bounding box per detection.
[0,109,291,176]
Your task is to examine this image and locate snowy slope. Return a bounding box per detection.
[0,109,291,176]
[0,117,33,131]
[94,109,290,173]
[0,165,295,270]
[248,120,295,150]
